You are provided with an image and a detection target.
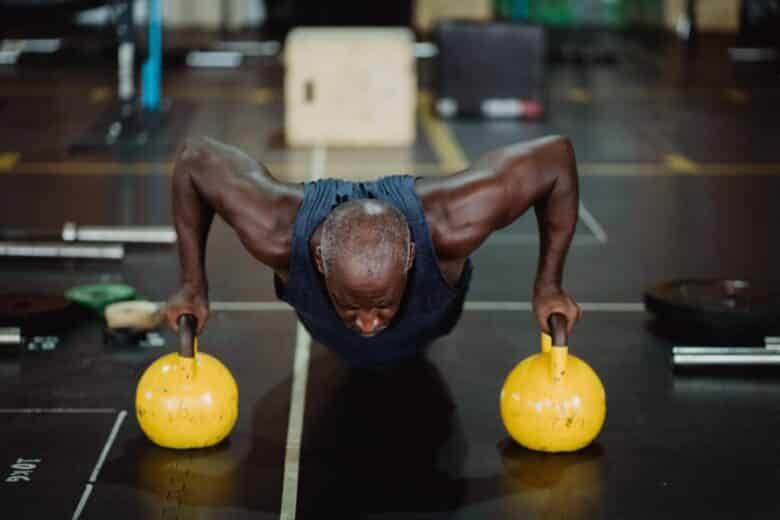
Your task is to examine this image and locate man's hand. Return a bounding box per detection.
[164,284,210,335]
[533,284,581,337]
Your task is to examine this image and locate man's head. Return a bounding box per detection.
[314,199,415,337]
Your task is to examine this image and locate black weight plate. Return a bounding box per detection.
[0,293,87,336]
[644,279,780,333]
[102,326,147,348]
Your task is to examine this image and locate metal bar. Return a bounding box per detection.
[0,408,116,414]
[0,228,57,241]
[0,328,22,345]
[214,40,280,56]
[186,51,243,68]
[0,242,124,260]
[63,223,176,244]
[674,354,780,366]
[673,346,780,355]
[674,337,780,355]
[114,0,136,106]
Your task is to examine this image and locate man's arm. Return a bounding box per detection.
[417,135,581,333]
[166,137,303,332]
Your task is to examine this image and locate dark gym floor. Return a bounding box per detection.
[2,30,780,519]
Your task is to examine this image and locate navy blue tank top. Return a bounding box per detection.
[274,175,473,366]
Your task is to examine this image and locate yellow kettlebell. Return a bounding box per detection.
[135,314,238,449]
[500,313,606,453]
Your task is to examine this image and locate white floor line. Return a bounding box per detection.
[0,408,116,414]
[72,410,126,520]
[71,483,93,520]
[578,302,646,312]
[578,202,609,243]
[486,234,602,246]
[464,301,645,312]
[311,145,327,180]
[88,410,127,482]
[210,301,292,311]
[278,145,323,520]
[181,301,644,313]
[465,301,533,311]
[280,322,312,520]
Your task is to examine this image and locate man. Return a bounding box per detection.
[165,135,581,366]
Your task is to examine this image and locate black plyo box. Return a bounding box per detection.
[434,21,546,119]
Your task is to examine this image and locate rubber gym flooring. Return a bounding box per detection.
[2,31,780,518]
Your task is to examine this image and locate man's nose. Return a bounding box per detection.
[355,311,380,334]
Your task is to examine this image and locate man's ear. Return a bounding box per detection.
[314,246,326,275]
[406,242,416,273]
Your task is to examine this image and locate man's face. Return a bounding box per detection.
[317,247,413,337]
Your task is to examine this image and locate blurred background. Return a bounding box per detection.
[3,3,780,519]
[1,0,777,160]
[2,0,779,303]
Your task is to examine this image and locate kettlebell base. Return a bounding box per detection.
[511,437,597,454]
[143,435,230,451]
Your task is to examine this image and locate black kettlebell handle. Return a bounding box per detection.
[548,313,568,347]
[177,314,197,358]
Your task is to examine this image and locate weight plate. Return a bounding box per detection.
[0,293,86,336]
[64,283,136,314]
[644,279,780,333]
[104,300,161,331]
[103,326,148,347]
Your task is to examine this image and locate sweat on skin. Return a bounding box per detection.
[164,135,582,361]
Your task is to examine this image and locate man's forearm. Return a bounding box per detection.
[533,138,579,290]
[172,141,215,293]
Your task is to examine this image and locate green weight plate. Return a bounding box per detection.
[65,283,136,314]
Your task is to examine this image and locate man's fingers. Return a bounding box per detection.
[537,306,579,336]
[195,313,208,336]
[190,308,208,336]
[167,309,182,333]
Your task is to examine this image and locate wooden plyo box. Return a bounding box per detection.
[414,0,493,34]
[284,28,416,147]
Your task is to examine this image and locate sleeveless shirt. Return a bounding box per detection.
[274,175,473,366]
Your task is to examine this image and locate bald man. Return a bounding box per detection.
[165,136,581,366]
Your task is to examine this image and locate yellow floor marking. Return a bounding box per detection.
[89,87,111,104]
[248,88,275,105]
[5,158,780,177]
[165,86,277,104]
[578,163,668,176]
[0,85,92,97]
[0,85,278,105]
[567,87,592,103]
[724,88,749,104]
[580,161,780,176]
[5,161,322,177]
[417,91,469,173]
[11,161,173,175]
[0,153,21,172]
[699,163,780,175]
[665,153,701,174]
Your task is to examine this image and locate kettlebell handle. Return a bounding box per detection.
[177,314,197,358]
[548,313,568,347]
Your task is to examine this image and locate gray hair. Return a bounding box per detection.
[320,199,411,277]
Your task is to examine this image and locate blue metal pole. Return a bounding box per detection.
[141,0,162,111]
